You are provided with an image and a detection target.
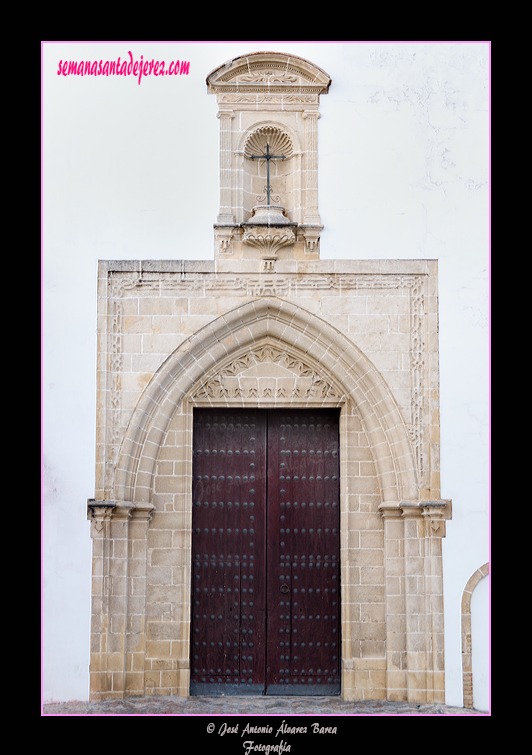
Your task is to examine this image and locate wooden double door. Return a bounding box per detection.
[190,408,340,695]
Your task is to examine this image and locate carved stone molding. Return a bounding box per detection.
[191,342,344,404]
[206,52,331,97]
[87,500,116,535]
[219,94,319,106]
[242,228,296,257]
[87,499,154,531]
[241,205,298,267]
[298,225,322,255]
[379,500,451,537]
[121,270,422,296]
[214,224,239,255]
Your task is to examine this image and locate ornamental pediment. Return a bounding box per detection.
[206,51,331,94]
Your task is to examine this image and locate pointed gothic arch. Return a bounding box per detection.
[113,297,418,507]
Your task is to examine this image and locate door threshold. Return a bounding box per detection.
[266,684,341,696]
[190,682,264,696]
[189,683,341,696]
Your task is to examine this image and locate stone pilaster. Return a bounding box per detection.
[88,502,115,700]
[421,503,446,702]
[302,110,321,227]
[216,110,235,224]
[380,502,407,701]
[379,500,449,703]
[124,502,154,697]
[88,500,153,700]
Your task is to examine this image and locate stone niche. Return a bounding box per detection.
[207,51,331,268]
[87,52,451,705]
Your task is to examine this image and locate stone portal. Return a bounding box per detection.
[88,52,450,703]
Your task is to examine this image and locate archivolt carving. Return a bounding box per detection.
[192,343,344,403]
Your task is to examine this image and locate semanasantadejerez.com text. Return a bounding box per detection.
[57,51,190,84]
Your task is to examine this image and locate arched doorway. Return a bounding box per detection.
[89,296,448,702]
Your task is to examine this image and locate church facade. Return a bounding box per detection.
[88,52,453,703]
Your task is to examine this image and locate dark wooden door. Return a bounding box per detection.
[190,408,340,695]
[265,410,341,694]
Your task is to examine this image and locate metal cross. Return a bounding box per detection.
[250,142,286,205]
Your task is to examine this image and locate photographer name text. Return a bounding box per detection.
[207,719,338,753]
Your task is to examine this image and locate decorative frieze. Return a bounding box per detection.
[109,269,425,296]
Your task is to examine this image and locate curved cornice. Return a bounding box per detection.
[206,51,331,94]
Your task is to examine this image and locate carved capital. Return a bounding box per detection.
[390,500,450,537]
[214,224,239,256]
[87,499,115,517]
[130,501,155,523]
[302,110,321,120]
[112,501,135,521]
[400,501,425,518]
[87,499,115,536]
[378,501,404,519]
[421,501,449,537]
[87,499,153,532]
[298,225,322,256]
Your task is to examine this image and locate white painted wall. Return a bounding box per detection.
[42,41,490,706]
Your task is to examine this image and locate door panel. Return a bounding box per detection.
[266,410,341,694]
[190,409,266,695]
[190,408,340,696]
